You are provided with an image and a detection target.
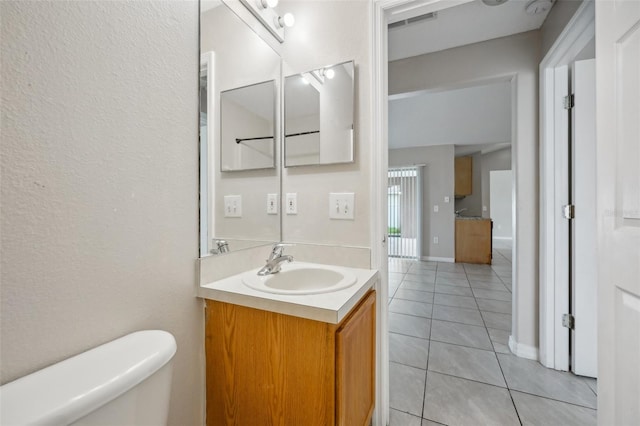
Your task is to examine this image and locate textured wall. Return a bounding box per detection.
[0,2,204,424]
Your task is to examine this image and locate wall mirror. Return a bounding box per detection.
[200,0,281,257]
[284,60,355,167]
[220,80,276,171]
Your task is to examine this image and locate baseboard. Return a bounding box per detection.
[421,256,455,263]
[492,237,513,241]
[508,335,539,360]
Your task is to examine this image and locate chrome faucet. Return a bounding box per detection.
[257,243,293,276]
[455,208,468,217]
[210,239,229,254]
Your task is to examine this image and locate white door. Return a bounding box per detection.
[596,0,640,423]
[570,59,597,378]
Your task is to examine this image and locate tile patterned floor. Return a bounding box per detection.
[388,243,597,426]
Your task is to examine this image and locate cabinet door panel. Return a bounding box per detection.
[335,290,376,426]
[455,156,472,196]
[206,300,336,426]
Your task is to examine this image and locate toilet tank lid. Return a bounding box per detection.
[0,330,177,425]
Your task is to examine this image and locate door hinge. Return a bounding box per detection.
[563,204,575,219]
[563,94,575,110]
[562,313,575,329]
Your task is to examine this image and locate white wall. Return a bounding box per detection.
[389,146,455,260]
[491,170,514,239]
[481,147,512,218]
[390,30,541,352]
[279,0,372,248]
[0,2,204,425]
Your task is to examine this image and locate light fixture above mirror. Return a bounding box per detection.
[239,0,294,43]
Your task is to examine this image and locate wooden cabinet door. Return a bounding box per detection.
[455,156,472,196]
[335,290,376,426]
[206,300,336,426]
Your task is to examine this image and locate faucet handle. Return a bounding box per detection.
[271,242,294,257]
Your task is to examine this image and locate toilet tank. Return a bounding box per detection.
[0,330,177,426]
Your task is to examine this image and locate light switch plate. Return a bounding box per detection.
[224,195,242,218]
[433,205,439,213]
[267,193,278,215]
[444,196,450,203]
[286,193,297,215]
[329,193,355,220]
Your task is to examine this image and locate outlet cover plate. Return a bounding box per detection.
[286,193,297,215]
[267,193,278,215]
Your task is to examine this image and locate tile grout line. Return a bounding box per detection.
[464,262,523,426]
[420,267,437,425]
[507,388,599,411]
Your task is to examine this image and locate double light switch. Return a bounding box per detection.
[329,193,355,220]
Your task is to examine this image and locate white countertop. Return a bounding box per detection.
[198,262,378,324]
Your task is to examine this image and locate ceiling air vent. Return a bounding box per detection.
[388,11,438,29]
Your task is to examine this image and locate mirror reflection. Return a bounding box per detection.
[284,61,355,167]
[221,80,276,171]
[200,1,281,257]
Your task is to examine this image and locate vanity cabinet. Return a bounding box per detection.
[455,156,473,197]
[205,290,376,426]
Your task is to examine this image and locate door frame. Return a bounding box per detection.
[371,1,517,424]
[538,0,595,370]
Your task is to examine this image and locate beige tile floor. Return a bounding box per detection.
[388,242,597,426]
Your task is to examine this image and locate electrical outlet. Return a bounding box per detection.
[433,236,439,244]
[224,195,242,217]
[329,192,355,220]
[433,205,439,213]
[286,193,297,215]
[267,193,278,215]
[444,196,450,203]
[483,205,487,212]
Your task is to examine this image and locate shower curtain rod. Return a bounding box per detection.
[235,130,320,144]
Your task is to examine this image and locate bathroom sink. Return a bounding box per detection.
[242,262,357,295]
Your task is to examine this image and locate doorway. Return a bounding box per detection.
[372,0,572,424]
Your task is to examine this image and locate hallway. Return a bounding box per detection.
[387,248,597,425]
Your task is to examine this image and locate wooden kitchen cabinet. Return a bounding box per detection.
[455,218,492,264]
[205,290,376,426]
[455,156,473,197]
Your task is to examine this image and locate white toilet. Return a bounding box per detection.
[0,330,177,425]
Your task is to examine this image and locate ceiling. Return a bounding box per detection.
[388,81,511,150]
[387,0,553,153]
[388,0,554,61]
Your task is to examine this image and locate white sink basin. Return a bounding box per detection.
[242,262,357,295]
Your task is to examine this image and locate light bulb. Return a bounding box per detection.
[324,68,335,79]
[277,12,295,28]
[260,0,278,8]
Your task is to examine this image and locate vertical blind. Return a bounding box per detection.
[388,166,421,259]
